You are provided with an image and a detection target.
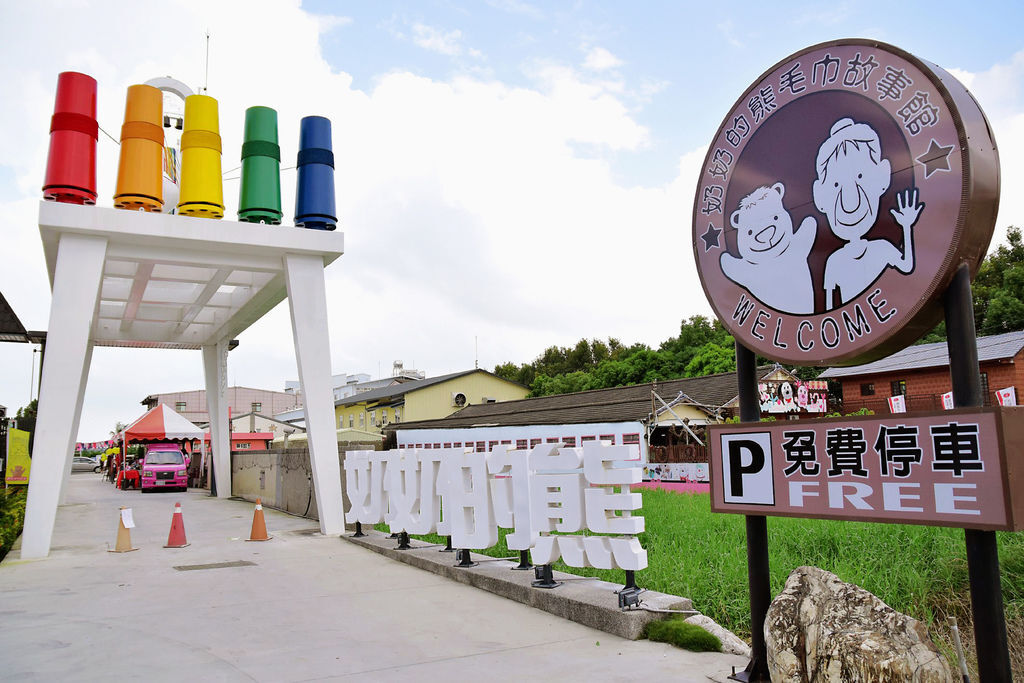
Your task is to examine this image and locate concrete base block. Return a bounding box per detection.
[344,531,693,640]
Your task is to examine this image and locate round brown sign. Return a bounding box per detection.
[693,39,999,366]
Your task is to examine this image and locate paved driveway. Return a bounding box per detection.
[1,476,746,681]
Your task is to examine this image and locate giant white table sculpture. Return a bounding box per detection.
[21,201,345,558]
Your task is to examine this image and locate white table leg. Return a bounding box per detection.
[22,234,106,559]
[284,252,344,535]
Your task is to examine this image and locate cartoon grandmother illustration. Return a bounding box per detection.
[814,118,924,309]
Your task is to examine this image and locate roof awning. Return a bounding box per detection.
[0,292,29,343]
[123,403,205,443]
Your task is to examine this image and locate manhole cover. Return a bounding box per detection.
[173,560,256,571]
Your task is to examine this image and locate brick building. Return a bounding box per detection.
[140,386,302,427]
[821,330,1024,412]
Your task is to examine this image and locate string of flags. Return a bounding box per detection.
[75,440,116,452]
[888,386,1017,413]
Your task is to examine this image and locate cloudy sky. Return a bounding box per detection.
[1,0,1022,440]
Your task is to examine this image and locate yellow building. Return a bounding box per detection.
[334,369,528,435]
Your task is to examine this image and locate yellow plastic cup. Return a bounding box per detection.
[177,94,224,218]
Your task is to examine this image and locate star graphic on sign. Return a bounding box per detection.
[701,223,722,252]
[915,138,954,178]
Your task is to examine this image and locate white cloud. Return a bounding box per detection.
[0,0,698,440]
[486,0,544,20]
[716,20,741,49]
[583,46,623,72]
[315,14,354,32]
[948,51,1024,247]
[412,23,467,57]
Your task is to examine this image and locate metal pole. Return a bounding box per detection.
[29,349,37,403]
[37,341,45,400]
[730,342,771,683]
[944,263,1011,682]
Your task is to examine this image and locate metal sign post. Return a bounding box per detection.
[945,264,1011,681]
[731,343,771,682]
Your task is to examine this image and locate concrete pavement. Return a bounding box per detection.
[1,474,747,681]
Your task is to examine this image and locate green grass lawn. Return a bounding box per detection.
[383,487,1023,674]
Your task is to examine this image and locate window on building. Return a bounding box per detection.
[580,435,596,443]
[251,402,262,413]
[860,383,875,396]
[516,439,528,449]
[338,415,343,429]
[394,408,401,423]
[890,380,907,396]
[444,443,451,448]
[381,408,388,423]
[453,442,462,448]
[348,414,354,428]
[370,410,376,427]
[175,401,186,412]
[981,372,990,405]
[530,438,542,448]
[599,434,615,444]
[359,413,365,427]
[546,437,560,444]
[488,440,499,451]
[476,441,486,453]
[562,436,576,447]
[622,433,641,445]
[234,442,251,450]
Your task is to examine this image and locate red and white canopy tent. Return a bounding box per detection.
[121,403,205,444]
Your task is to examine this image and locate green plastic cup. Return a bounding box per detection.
[238,106,282,224]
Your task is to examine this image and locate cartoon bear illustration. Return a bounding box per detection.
[720,182,816,314]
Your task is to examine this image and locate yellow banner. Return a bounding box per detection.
[5,428,31,485]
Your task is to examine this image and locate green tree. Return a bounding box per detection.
[976,227,1024,334]
[684,340,737,377]
[917,226,1024,342]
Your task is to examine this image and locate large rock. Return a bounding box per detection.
[765,566,952,682]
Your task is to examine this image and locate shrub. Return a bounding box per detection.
[0,487,28,561]
[645,618,721,652]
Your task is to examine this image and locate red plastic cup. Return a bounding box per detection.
[43,71,98,204]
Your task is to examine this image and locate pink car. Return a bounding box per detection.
[140,444,189,493]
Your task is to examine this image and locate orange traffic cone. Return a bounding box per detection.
[164,502,190,548]
[109,506,138,553]
[247,498,271,541]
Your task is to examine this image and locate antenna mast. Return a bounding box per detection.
[203,31,210,93]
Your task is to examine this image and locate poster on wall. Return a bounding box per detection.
[5,428,31,485]
[996,387,1017,407]
[888,394,907,413]
[643,462,710,483]
[759,379,828,414]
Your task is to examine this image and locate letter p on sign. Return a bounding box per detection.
[721,433,775,505]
